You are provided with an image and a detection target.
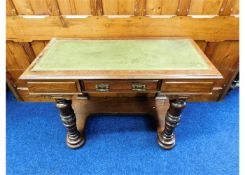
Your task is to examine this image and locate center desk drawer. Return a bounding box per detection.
[82,80,159,92]
[27,81,78,93]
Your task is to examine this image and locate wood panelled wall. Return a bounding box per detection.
[6,0,239,102]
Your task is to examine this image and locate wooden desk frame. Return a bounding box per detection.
[20,38,222,149]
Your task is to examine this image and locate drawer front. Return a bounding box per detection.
[162,81,214,93]
[27,81,78,93]
[83,80,159,92]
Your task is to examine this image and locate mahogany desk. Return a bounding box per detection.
[20,38,222,149]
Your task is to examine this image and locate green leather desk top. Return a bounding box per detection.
[32,39,209,71]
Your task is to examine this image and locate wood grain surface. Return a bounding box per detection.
[6,0,239,102]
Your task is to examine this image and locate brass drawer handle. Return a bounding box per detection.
[132,83,146,91]
[96,84,109,92]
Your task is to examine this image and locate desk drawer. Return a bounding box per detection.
[27,81,78,93]
[83,80,159,92]
[162,81,214,93]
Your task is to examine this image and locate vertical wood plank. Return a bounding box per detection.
[189,0,223,15]
[6,41,39,95]
[219,0,235,16]
[44,41,50,46]
[206,41,239,88]
[19,43,36,63]
[219,68,238,100]
[195,40,207,52]
[90,0,97,15]
[118,0,135,15]
[12,0,34,15]
[74,0,91,15]
[57,0,74,14]
[70,0,77,14]
[46,0,60,15]
[146,0,162,15]
[90,0,103,15]
[231,0,239,15]
[161,0,179,15]
[176,0,191,16]
[6,0,18,16]
[202,0,223,15]
[6,41,31,70]
[188,0,204,15]
[134,0,146,16]
[29,0,49,15]
[97,0,104,15]
[205,42,219,58]
[31,41,46,56]
[103,0,119,15]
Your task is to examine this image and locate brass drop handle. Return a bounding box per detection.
[96,84,109,92]
[132,83,146,91]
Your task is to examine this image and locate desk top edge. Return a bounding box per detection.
[20,37,222,80]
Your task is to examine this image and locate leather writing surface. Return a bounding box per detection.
[32,39,209,71]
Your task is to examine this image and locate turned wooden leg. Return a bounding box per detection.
[158,98,186,149]
[56,99,85,149]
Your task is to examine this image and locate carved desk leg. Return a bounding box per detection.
[56,99,85,149]
[158,98,186,149]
